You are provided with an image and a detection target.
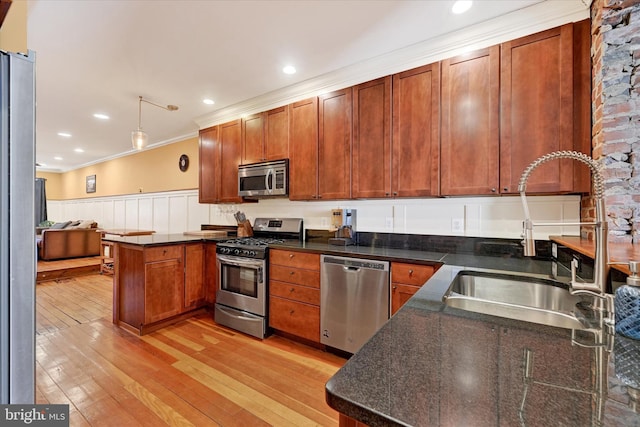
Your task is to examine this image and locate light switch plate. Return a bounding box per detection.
[385,217,394,229]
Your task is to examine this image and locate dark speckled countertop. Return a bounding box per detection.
[325,264,640,427]
[104,232,640,425]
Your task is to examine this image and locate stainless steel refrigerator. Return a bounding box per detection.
[0,49,36,404]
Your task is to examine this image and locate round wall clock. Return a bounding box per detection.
[179,154,189,172]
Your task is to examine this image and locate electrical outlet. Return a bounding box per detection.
[320,217,329,228]
[451,218,464,233]
[385,217,393,229]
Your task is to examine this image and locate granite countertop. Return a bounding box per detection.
[102,233,230,245]
[325,263,640,426]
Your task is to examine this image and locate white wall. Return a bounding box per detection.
[46,191,581,241]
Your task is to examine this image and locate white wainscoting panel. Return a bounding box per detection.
[46,190,581,240]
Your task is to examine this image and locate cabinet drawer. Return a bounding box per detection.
[270,250,319,270]
[145,245,183,263]
[269,296,320,343]
[269,264,320,288]
[270,280,320,305]
[391,262,437,286]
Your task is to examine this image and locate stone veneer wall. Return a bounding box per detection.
[590,0,640,244]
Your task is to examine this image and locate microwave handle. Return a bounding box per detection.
[265,169,273,194]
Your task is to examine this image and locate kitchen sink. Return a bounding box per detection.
[443,270,597,330]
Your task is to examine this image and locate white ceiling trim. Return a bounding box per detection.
[195,0,589,130]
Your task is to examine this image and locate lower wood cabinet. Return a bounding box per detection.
[268,249,321,342]
[114,242,206,335]
[391,262,439,315]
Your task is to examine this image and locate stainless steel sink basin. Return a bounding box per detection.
[443,270,596,330]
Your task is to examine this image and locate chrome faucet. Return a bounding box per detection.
[518,150,613,322]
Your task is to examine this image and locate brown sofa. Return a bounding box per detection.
[37,227,101,261]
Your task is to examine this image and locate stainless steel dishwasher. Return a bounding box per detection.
[320,255,390,353]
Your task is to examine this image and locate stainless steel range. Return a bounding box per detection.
[214,218,303,339]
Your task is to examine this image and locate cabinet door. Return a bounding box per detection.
[264,105,289,161]
[391,283,420,315]
[392,62,441,197]
[318,88,352,200]
[198,126,220,203]
[219,119,243,203]
[500,23,577,194]
[352,77,392,199]
[144,259,184,324]
[242,112,265,164]
[204,243,217,305]
[441,46,500,196]
[289,97,319,200]
[184,243,205,309]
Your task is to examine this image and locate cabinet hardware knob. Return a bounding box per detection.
[163,249,167,255]
[289,254,294,258]
[385,192,390,196]
[503,187,508,192]
[491,188,496,193]
[290,288,295,293]
[290,310,295,315]
[318,195,322,199]
[393,192,398,196]
[290,271,295,275]
[409,269,413,275]
[392,285,397,290]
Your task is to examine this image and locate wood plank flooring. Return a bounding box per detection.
[35,274,346,426]
[37,256,102,283]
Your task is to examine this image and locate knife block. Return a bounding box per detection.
[237,220,253,237]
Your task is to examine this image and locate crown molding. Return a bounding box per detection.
[195,0,589,130]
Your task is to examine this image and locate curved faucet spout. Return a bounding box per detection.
[518,151,609,304]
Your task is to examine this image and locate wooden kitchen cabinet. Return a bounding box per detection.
[391,262,438,315]
[114,243,207,335]
[184,243,205,309]
[198,121,243,204]
[241,112,265,164]
[352,76,392,199]
[264,105,289,161]
[318,88,352,200]
[499,20,591,194]
[204,242,218,305]
[268,249,321,342]
[198,125,220,203]
[392,62,441,197]
[289,97,319,200]
[242,106,290,164]
[219,119,244,203]
[440,46,500,196]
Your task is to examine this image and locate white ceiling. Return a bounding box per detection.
[26,0,588,172]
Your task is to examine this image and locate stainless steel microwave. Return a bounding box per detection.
[238,159,288,198]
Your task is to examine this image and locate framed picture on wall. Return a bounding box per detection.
[86,174,96,193]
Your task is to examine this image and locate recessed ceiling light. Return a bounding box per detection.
[74,148,84,153]
[57,132,72,137]
[452,0,472,14]
[282,65,296,75]
[93,113,110,120]
[54,156,63,160]
[203,99,215,105]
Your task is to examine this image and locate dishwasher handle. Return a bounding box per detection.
[322,255,389,272]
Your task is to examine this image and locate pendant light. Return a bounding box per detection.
[132,95,179,150]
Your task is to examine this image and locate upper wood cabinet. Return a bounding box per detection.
[289,97,319,200]
[198,126,220,204]
[392,62,441,197]
[440,46,500,196]
[499,21,590,194]
[352,76,392,199]
[241,112,265,165]
[218,119,243,203]
[318,88,352,200]
[264,105,289,161]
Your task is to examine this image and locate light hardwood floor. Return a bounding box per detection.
[35,274,346,426]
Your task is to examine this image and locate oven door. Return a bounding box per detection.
[216,254,266,316]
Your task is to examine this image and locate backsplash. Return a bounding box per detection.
[46,189,581,241]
